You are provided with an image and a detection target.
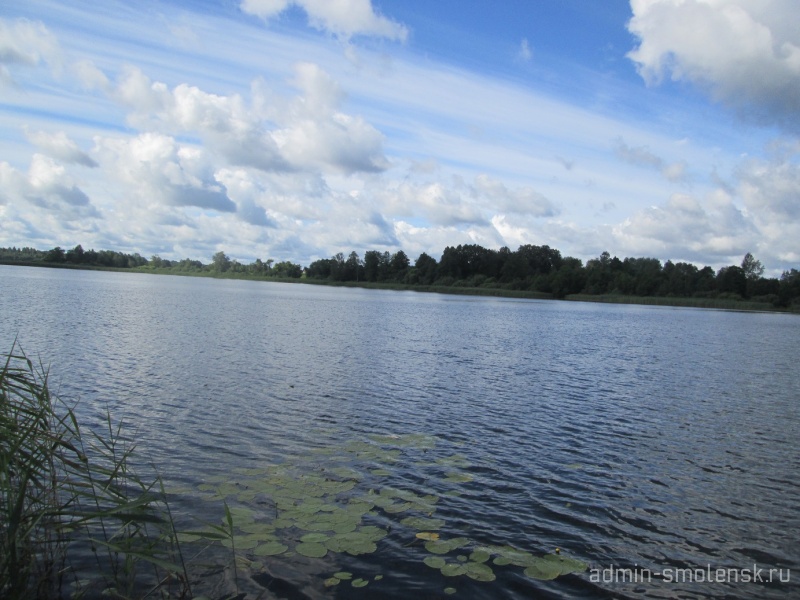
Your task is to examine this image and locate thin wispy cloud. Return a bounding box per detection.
[240,0,408,41]
[517,38,532,63]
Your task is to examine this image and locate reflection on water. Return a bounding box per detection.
[1,266,798,599]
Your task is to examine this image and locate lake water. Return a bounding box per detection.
[1,265,798,599]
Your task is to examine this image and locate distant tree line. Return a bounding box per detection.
[0,245,303,279]
[0,244,147,269]
[2,243,799,308]
[305,245,800,308]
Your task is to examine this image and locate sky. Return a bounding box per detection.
[1,0,799,274]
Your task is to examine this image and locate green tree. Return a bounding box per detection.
[345,251,363,281]
[414,252,438,285]
[65,244,85,264]
[716,265,747,297]
[390,250,410,281]
[584,251,616,294]
[662,261,699,297]
[741,252,764,281]
[272,261,302,278]
[551,257,585,298]
[778,269,800,307]
[306,258,332,279]
[212,251,231,272]
[363,250,381,282]
[44,247,65,263]
[328,252,346,281]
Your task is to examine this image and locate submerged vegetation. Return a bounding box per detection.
[2,243,800,310]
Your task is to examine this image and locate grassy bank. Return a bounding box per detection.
[563,293,784,312]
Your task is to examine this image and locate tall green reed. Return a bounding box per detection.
[1,342,191,599]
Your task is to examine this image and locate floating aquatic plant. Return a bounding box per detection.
[401,516,446,530]
[295,542,327,558]
[334,571,353,580]
[180,431,585,596]
[424,537,470,554]
[253,541,288,556]
[523,553,588,580]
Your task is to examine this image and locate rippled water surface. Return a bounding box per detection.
[1,266,798,599]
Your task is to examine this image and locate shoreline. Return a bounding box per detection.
[3,260,795,314]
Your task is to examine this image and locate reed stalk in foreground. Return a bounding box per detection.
[0,343,191,599]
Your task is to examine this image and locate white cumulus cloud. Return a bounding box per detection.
[95,133,237,213]
[112,64,387,175]
[0,154,95,215]
[627,0,800,132]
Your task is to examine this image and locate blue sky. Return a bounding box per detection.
[1,0,798,274]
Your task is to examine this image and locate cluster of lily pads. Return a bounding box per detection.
[178,431,587,594]
[421,541,586,582]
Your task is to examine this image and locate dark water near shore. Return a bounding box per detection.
[1,265,798,599]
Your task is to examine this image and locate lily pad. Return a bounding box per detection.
[371,495,396,508]
[330,467,362,479]
[425,540,453,554]
[253,541,288,556]
[296,542,328,558]
[425,537,471,554]
[345,501,374,515]
[331,521,359,534]
[239,522,277,535]
[351,578,369,588]
[424,556,446,569]
[416,532,440,541]
[334,572,353,580]
[383,501,413,514]
[324,536,348,552]
[221,536,259,550]
[491,546,538,567]
[465,562,496,582]
[300,533,329,544]
[401,516,445,530]
[323,577,340,587]
[228,506,256,521]
[441,563,467,577]
[357,526,389,541]
[345,540,377,555]
[523,554,588,580]
[469,549,491,563]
